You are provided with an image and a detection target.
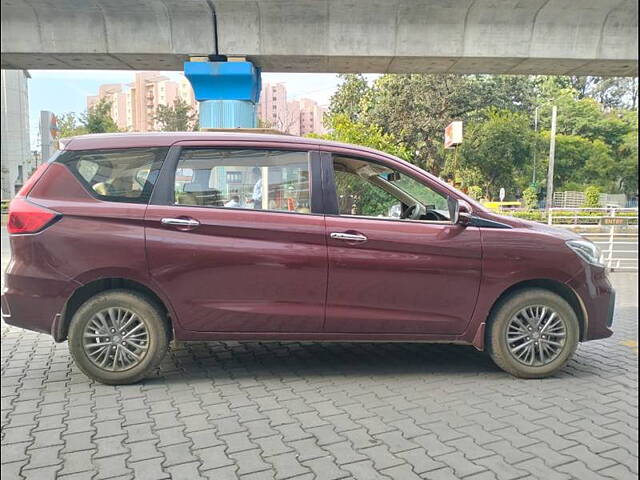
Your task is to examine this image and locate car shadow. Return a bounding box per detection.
[142,329,636,386]
[149,341,504,385]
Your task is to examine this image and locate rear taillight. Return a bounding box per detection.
[7,198,60,235]
[15,162,51,198]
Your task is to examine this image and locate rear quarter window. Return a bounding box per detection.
[58,147,168,203]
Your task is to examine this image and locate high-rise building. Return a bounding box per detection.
[87,83,129,130]
[258,83,290,131]
[87,72,198,132]
[298,98,327,136]
[1,69,32,199]
[286,101,301,136]
[257,83,327,136]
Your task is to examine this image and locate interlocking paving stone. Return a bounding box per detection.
[165,461,205,480]
[1,273,637,479]
[264,451,311,479]
[128,457,169,480]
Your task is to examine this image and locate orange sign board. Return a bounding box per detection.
[602,217,625,225]
[444,121,463,149]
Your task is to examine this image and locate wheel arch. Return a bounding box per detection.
[55,277,174,342]
[484,278,587,345]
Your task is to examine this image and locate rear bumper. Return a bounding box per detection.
[2,271,77,340]
[567,265,615,341]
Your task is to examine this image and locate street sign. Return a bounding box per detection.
[40,111,59,162]
[602,217,625,225]
[499,188,506,202]
[444,121,463,149]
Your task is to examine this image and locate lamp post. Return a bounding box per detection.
[546,106,558,219]
[532,106,538,186]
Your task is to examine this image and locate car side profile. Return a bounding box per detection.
[2,132,615,384]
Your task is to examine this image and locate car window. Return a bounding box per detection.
[388,172,449,211]
[333,155,449,221]
[174,149,312,214]
[60,148,168,203]
[335,170,398,217]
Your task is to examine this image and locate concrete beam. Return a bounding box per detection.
[1,0,637,75]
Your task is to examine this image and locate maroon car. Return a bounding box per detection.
[2,132,614,384]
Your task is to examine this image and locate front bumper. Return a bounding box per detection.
[567,265,615,341]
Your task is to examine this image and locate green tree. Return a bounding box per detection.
[458,109,533,200]
[467,186,483,201]
[309,113,409,160]
[352,74,537,175]
[56,100,119,138]
[324,73,638,199]
[327,74,372,123]
[57,112,87,138]
[539,76,638,110]
[616,115,638,196]
[154,98,198,131]
[81,99,120,133]
[538,133,616,192]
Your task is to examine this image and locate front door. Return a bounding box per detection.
[145,146,327,333]
[323,152,482,335]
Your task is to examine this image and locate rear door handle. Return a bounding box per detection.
[161,217,200,228]
[330,232,368,242]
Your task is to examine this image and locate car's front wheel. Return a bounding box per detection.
[487,288,580,378]
[68,290,169,385]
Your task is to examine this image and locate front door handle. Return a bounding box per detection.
[330,232,368,242]
[161,217,200,228]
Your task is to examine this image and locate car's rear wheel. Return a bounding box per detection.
[68,290,169,385]
[487,288,579,378]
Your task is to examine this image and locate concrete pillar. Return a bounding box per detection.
[184,60,261,129]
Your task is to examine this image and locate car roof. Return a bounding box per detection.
[61,131,384,157]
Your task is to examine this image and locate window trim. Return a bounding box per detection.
[150,145,323,217]
[322,152,454,225]
[56,147,169,204]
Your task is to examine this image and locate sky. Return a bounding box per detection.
[27,70,351,149]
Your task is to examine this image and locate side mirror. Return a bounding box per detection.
[448,197,472,225]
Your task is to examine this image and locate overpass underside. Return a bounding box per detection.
[1,0,637,76]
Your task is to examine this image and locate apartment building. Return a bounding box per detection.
[258,83,327,136]
[87,83,129,130]
[87,73,198,132]
[298,98,327,136]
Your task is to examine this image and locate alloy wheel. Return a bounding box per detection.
[505,305,567,366]
[82,307,149,371]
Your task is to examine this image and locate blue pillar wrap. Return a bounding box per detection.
[184,61,261,129]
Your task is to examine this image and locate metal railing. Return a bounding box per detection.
[548,208,638,272]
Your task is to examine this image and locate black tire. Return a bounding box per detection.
[487,288,579,379]
[68,289,169,385]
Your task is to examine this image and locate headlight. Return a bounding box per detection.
[566,239,603,267]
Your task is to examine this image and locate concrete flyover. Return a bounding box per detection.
[1,0,637,76]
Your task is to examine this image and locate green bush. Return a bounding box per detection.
[507,210,546,222]
[583,186,601,208]
[494,208,638,225]
[522,187,538,210]
[467,185,483,201]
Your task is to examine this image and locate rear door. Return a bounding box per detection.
[144,143,328,333]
